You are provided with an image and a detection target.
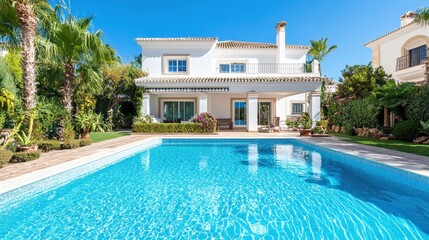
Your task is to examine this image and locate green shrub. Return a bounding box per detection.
[0,149,13,167]
[0,111,6,129]
[327,97,378,129]
[392,120,421,141]
[10,151,41,163]
[406,85,429,122]
[380,126,393,134]
[37,140,62,152]
[62,139,81,149]
[79,138,92,147]
[133,122,205,133]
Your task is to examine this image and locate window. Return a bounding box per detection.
[292,103,304,114]
[231,63,246,73]
[163,101,194,122]
[219,63,246,73]
[168,59,187,73]
[163,55,189,74]
[219,64,230,73]
[409,45,427,68]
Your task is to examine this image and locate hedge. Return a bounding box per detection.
[79,138,92,147]
[133,122,207,133]
[62,139,81,149]
[10,151,41,163]
[406,85,429,122]
[37,140,62,152]
[329,97,378,129]
[0,149,13,167]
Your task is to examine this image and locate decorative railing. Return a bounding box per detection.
[396,53,426,71]
[217,63,315,74]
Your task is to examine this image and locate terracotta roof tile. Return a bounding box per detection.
[136,75,324,84]
[135,37,218,42]
[216,41,309,50]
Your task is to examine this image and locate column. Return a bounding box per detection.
[247,92,258,132]
[312,60,320,74]
[198,94,208,113]
[309,92,321,128]
[141,93,150,116]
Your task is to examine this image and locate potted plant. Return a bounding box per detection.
[297,113,313,136]
[75,111,106,139]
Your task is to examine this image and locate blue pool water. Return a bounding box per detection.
[0,139,428,239]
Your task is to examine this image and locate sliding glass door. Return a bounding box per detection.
[233,101,247,127]
[258,102,271,125]
[163,101,194,123]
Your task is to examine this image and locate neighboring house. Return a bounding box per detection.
[0,43,7,58]
[134,21,325,131]
[365,11,429,84]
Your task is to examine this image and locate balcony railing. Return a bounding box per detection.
[217,63,315,74]
[396,53,426,71]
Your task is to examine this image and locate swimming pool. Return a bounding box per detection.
[0,138,428,238]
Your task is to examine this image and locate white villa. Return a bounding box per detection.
[0,43,7,58]
[365,11,429,84]
[135,22,325,131]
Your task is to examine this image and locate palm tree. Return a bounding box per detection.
[39,11,114,114]
[415,7,429,84]
[308,38,337,76]
[0,0,52,110]
[371,80,414,127]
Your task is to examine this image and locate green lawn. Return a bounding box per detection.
[333,133,429,157]
[90,132,130,143]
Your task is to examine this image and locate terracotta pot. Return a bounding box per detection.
[81,132,90,139]
[299,129,312,136]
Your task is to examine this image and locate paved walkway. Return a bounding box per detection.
[1,131,428,182]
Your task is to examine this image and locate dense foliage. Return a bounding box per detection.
[405,85,429,122]
[337,64,391,99]
[392,120,422,141]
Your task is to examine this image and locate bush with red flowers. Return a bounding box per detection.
[191,112,218,132]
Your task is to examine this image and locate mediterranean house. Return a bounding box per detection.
[365,11,429,84]
[134,22,325,131]
[0,43,7,58]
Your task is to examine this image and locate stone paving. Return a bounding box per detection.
[1,131,429,182]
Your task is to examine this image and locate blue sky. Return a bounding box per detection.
[69,0,427,81]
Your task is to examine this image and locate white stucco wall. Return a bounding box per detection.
[378,25,429,74]
[367,23,429,82]
[0,49,7,58]
[140,42,309,76]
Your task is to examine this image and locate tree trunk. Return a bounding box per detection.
[62,61,75,114]
[383,107,389,127]
[16,2,37,111]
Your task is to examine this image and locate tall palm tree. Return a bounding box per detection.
[0,0,52,110]
[39,12,114,114]
[308,38,337,76]
[415,7,429,84]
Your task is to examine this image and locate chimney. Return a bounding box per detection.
[400,11,416,27]
[276,21,287,64]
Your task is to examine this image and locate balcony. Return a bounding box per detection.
[216,63,317,74]
[396,53,426,71]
